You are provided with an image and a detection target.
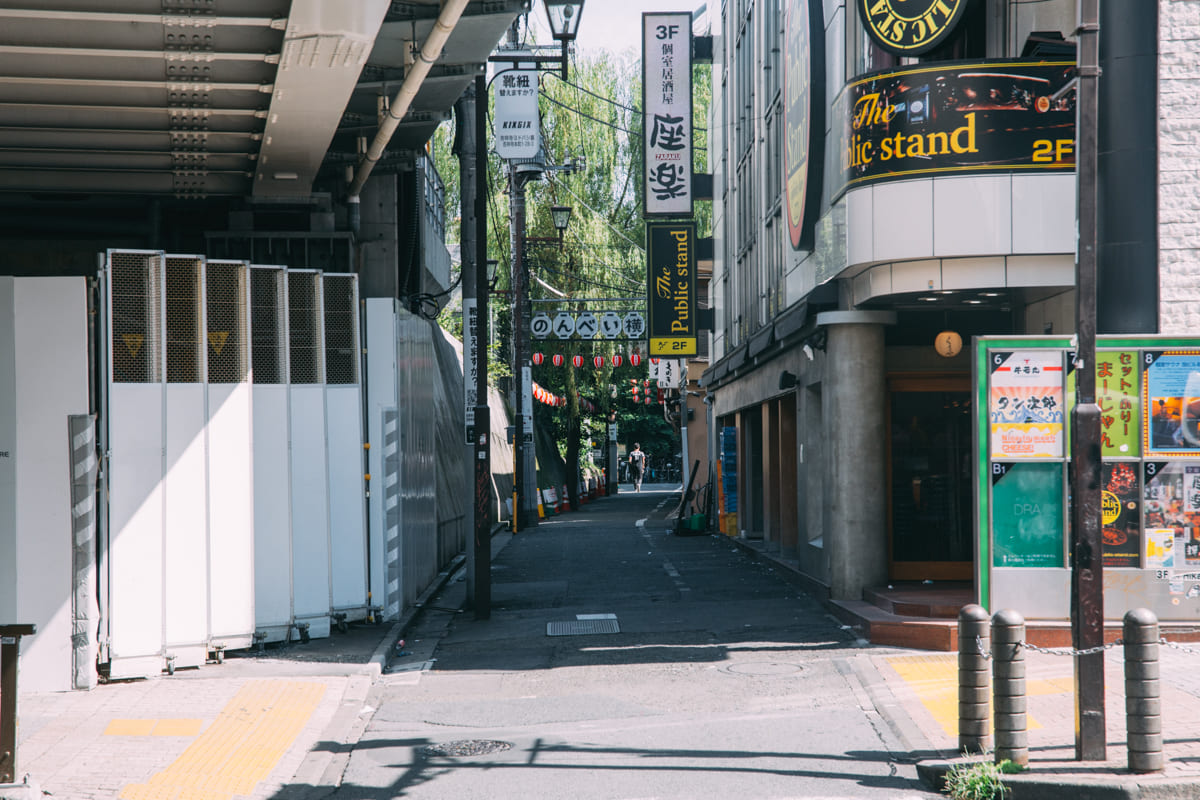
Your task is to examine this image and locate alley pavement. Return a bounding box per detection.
[7,483,1200,799]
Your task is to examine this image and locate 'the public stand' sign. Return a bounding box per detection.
[646,222,696,356]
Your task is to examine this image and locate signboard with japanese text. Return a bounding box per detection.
[494,68,540,159]
[652,358,682,389]
[646,222,697,356]
[463,298,478,443]
[988,350,1064,459]
[831,60,1076,200]
[1066,350,1142,457]
[1143,351,1200,455]
[976,337,1200,621]
[642,12,693,218]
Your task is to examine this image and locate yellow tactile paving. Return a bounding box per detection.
[118,680,326,800]
[106,719,158,737]
[106,719,206,737]
[886,654,1072,737]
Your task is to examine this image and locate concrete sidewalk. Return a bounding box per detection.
[729,532,1200,799]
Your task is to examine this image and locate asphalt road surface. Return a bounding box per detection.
[330,486,943,799]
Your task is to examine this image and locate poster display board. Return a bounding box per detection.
[977,337,1200,618]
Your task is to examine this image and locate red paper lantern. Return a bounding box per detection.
[644,395,652,405]
[552,353,564,367]
[612,354,623,367]
[593,356,604,369]
[651,357,660,365]
[630,353,641,367]
[532,352,544,365]
[572,355,584,368]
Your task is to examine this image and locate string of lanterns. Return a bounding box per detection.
[530,381,599,413]
[531,352,657,368]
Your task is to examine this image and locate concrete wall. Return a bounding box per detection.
[0,277,89,692]
[1159,1,1200,333]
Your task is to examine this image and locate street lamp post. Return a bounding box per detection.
[488,1,585,531]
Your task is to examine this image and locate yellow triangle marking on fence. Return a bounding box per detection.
[121,333,144,358]
[208,331,229,355]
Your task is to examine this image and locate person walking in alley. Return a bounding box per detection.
[628,443,646,492]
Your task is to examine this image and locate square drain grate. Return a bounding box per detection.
[546,619,620,636]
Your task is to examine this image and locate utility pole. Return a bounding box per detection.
[1071,0,1105,761]
[509,167,539,529]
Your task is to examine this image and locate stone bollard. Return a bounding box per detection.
[991,609,1028,767]
[1124,608,1163,773]
[958,604,992,754]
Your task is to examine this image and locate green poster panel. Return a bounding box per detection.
[1066,350,1141,457]
[992,462,1065,567]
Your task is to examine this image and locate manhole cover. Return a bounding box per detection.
[547,619,620,636]
[721,662,804,676]
[421,740,513,757]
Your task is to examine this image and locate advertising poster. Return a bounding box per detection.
[1066,350,1141,457]
[831,60,1076,199]
[989,350,1065,458]
[1145,529,1175,570]
[1143,351,1200,455]
[1101,462,1140,567]
[1143,462,1200,568]
[493,70,540,159]
[991,462,1064,567]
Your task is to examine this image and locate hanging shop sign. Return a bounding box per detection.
[783,0,824,251]
[493,68,540,159]
[856,0,969,56]
[646,222,696,356]
[642,12,693,218]
[832,60,1076,199]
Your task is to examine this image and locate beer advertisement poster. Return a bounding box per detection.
[831,60,1076,199]
[989,350,1064,459]
[646,222,697,356]
[1101,462,1140,568]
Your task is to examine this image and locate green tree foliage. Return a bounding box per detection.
[431,28,713,482]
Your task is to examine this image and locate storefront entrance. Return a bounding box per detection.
[887,375,973,580]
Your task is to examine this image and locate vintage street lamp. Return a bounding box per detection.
[490,0,586,81]
[543,1,585,79]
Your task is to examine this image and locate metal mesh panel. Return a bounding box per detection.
[250,267,285,384]
[323,274,358,385]
[288,271,322,384]
[205,260,248,383]
[109,250,162,383]
[165,256,203,383]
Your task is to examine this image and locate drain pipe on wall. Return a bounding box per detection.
[346,0,471,205]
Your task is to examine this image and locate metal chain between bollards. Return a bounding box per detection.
[1158,637,1200,655]
[975,634,1123,659]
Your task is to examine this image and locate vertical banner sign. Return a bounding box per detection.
[521,365,533,443]
[988,350,1064,458]
[463,298,478,443]
[493,68,540,159]
[643,12,693,218]
[783,0,825,251]
[647,222,697,356]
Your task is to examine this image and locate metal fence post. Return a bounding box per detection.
[1124,608,1163,773]
[0,624,36,784]
[992,609,1028,767]
[958,604,991,754]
